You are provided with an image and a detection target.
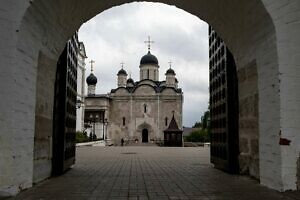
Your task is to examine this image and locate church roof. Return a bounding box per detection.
[164,113,183,133]
[110,79,182,94]
[127,77,134,84]
[85,94,111,99]
[117,68,127,76]
[140,51,159,65]
[86,73,97,85]
[165,68,176,75]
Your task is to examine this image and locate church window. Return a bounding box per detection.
[154,70,156,79]
[147,69,150,79]
[122,117,126,126]
[165,117,168,126]
[144,104,147,113]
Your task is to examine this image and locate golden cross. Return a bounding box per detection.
[89,60,95,72]
[144,36,154,51]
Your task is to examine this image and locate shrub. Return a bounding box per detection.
[76,131,89,143]
[185,129,210,142]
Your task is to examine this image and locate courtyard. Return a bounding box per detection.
[8,146,300,200]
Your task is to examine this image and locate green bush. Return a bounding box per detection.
[76,131,89,143]
[185,129,210,142]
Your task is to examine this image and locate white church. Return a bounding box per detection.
[82,39,184,146]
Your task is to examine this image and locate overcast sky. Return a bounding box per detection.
[79,2,209,127]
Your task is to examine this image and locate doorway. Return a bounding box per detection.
[142,129,148,143]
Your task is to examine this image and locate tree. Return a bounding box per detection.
[201,111,210,129]
[185,129,210,142]
[192,110,210,129]
[192,121,202,128]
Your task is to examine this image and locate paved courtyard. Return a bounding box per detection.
[10,146,300,200]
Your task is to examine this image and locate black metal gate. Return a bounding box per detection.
[52,34,78,175]
[209,27,239,173]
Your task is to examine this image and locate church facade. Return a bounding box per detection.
[84,47,183,145]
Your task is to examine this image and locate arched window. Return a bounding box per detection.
[144,104,147,113]
[147,69,150,79]
[122,117,125,126]
[165,117,168,126]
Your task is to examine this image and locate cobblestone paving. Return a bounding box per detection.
[10,146,300,200]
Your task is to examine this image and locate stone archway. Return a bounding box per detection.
[1,0,300,195]
[137,122,153,143]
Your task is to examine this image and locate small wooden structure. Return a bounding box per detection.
[164,113,183,147]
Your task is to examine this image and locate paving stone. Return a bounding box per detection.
[8,146,300,200]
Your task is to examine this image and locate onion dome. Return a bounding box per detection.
[117,68,127,76]
[140,51,158,65]
[165,68,176,75]
[86,73,97,85]
[127,77,134,84]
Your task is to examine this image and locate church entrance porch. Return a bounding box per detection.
[136,123,153,144]
[142,129,149,143]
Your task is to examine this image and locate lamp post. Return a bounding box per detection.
[89,114,94,141]
[104,118,108,145]
[95,114,99,140]
[88,113,99,141]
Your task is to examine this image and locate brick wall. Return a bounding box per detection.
[33,52,57,183]
[262,0,300,191]
[238,60,259,179]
